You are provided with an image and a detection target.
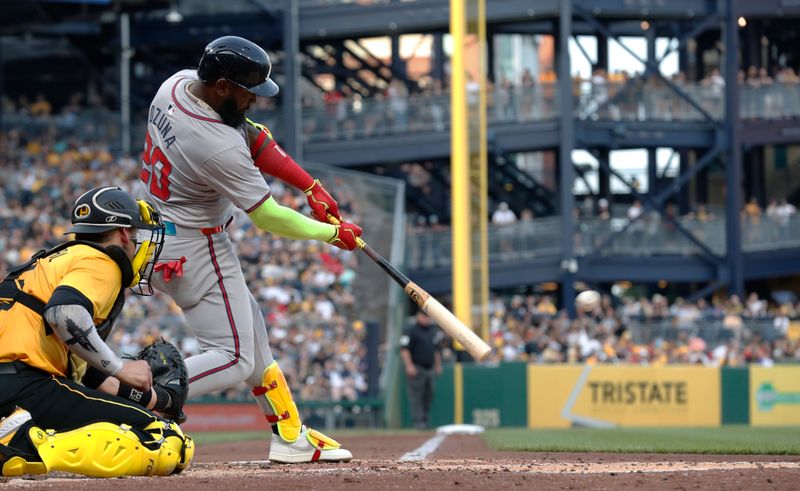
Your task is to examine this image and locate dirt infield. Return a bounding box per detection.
[2,433,799,489]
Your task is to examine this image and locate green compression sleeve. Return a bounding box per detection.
[248,195,337,242]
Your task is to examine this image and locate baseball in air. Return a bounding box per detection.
[575,290,601,311]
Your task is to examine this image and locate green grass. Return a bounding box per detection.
[483,427,800,455]
[192,427,800,455]
[191,428,426,446]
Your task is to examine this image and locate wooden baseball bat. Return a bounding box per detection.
[329,216,492,362]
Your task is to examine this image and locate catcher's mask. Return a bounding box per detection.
[129,199,165,295]
[67,186,165,295]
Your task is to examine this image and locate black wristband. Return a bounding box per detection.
[153,385,173,411]
[117,382,153,408]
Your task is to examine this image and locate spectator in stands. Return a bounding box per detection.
[492,201,518,255]
[29,94,52,117]
[322,88,343,139]
[492,201,517,225]
[518,208,536,257]
[626,199,645,247]
[701,67,725,115]
[775,198,797,240]
[519,69,535,121]
[388,79,409,131]
[744,197,763,223]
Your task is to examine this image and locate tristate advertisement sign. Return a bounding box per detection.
[528,365,720,428]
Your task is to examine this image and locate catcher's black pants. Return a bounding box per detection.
[0,361,157,454]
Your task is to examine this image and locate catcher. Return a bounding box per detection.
[0,186,193,478]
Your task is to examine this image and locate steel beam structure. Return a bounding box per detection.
[557,0,576,315]
[282,0,301,158]
[410,247,800,296]
[724,0,744,297]
[562,0,749,302]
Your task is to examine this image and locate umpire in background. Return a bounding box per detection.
[400,311,442,430]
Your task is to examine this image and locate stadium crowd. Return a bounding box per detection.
[476,290,800,367]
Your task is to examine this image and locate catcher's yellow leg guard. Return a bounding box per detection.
[143,420,195,476]
[252,361,302,442]
[0,443,47,477]
[2,421,194,478]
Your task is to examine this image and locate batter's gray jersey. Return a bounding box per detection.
[138,69,276,397]
[139,69,271,227]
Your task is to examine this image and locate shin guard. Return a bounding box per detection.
[252,361,302,442]
[3,421,194,478]
[0,442,47,477]
[142,420,195,476]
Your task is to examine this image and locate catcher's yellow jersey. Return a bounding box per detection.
[0,244,122,376]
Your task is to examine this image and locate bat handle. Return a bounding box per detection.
[326,214,366,249]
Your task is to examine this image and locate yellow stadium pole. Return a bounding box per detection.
[472,0,489,343]
[451,0,489,375]
[450,0,472,381]
[454,362,464,425]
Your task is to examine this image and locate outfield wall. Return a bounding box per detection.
[399,363,800,428]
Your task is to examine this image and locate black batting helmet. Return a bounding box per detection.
[197,36,279,97]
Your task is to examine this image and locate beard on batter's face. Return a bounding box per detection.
[218,94,246,127]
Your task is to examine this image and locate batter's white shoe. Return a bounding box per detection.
[268,425,352,463]
[0,408,32,446]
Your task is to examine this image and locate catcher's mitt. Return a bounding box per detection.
[136,338,188,423]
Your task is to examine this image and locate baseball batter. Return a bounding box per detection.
[138,36,360,463]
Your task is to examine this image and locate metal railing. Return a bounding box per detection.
[405,214,800,270]
[577,80,800,121]
[173,0,423,14]
[5,82,800,149]
[626,317,783,345]
[248,85,561,144]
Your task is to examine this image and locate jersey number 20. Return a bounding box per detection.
[140,132,172,200]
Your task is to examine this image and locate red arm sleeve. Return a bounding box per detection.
[250,129,314,191]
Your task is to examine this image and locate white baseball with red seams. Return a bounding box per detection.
[575,290,601,311]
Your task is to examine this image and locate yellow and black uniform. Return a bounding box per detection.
[0,186,192,478]
[0,242,156,456]
[1,244,123,376]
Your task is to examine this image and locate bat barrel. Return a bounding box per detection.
[327,214,492,362]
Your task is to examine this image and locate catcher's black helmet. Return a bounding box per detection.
[197,36,279,97]
[67,186,157,234]
[67,186,165,294]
